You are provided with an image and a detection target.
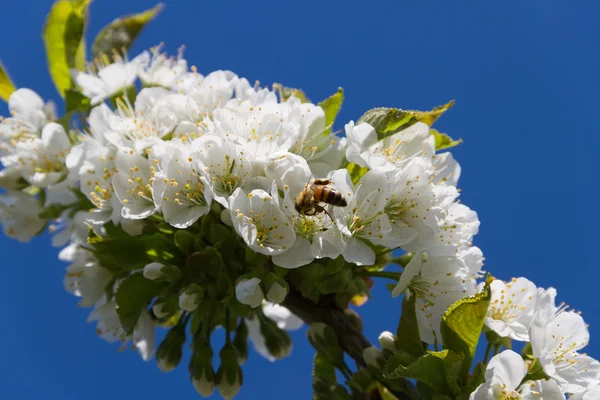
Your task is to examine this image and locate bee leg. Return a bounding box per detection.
[304,205,318,216]
[314,204,335,222]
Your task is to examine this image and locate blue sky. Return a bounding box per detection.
[1,1,599,399]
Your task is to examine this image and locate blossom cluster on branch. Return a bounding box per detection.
[0,2,598,399]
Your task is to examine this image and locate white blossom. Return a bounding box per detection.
[345,121,434,171]
[261,303,303,331]
[270,156,346,268]
[229,188,295,256]
[530,311,600,393]
[71,55,137,105]
[87,300,155,361]
[208,97,303,171]
[63,250,111,307]
[133,46,188,88]
[0,88,53,146]
[194,135,252,208]
[484,277,538,341]
[381,157,440,251]
[0,190,45,242]
[328,168,394,265]
[149,141,212,228]
[378,331,397,353]
[14,122,71,187]
[470,350,564,400]
[392,252,475,344]
[235,278,264,308]
[112,148,157,220]
[569,385,600,400]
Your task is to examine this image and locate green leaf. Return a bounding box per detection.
[91,4,164,59]
[376,382,401,400]
[431,128,462,151]
[313,352,337,382]
[174,229,195,256]
[523,358,551,382]
[318,88,344,134]
[0,60,16,102]
[468,362,486,391]
[115,272,165,335]
[346,162,368,185]
[440,282,491,379]
[396,295,426,359]
[91,230,184,272]
[383,352,452,395]
[357,100,454,140]
[65,88,90,112]
[43,0,90,97]
[438,350,464,395]
[273,84,310,103]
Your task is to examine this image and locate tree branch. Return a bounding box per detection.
[282,288,419,400]
[282,288,371,367]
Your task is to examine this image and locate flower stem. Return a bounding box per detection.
[358,270,401,281]
[338,362,353,380]
[225,308,231,344]
[483,341,493,364]
[493,343,502,357]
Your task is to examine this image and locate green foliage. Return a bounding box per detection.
[431,128,462,151]
[312,354,350,400]
[65,88,90,112]
[0,60,16,101]
[91,4,164,59]
[357,100,454,140]
[115,272,166,335]
[258,312,292,359]
[232,319,249,364]
[383,351,453,395]
[440,281,492,380]
[174,230,196,256]
[273,83,311,103]
[318,88,344,134]
[376,382,402,400]
[43,0,90,97]
[307,323,344,366]
[345,162,369,185]
[395,295,426,359]
[523,358,551,382]
[468,362,486,393]
[439,350,464,396]
[90,227,184,272]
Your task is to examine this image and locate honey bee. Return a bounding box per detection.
[295,179,348,220]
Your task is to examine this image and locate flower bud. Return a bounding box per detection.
[192,370,216,398]
[156,326,186,372]
[189,343,215,397]
[235,277,264,308]
[257,313,292,360]
[378,331,396,354]
[174,230,196,255]
[152,297,178,319]
[216,343,243,400]
[143,262,180,282]
[307,322,343,364]
[264,273,289,304]
[232,320,249,365]
[362,347,384,371]
[179,284,204,312]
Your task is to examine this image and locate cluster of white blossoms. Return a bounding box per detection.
[467,277,600,399]
[2,43,598,400]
